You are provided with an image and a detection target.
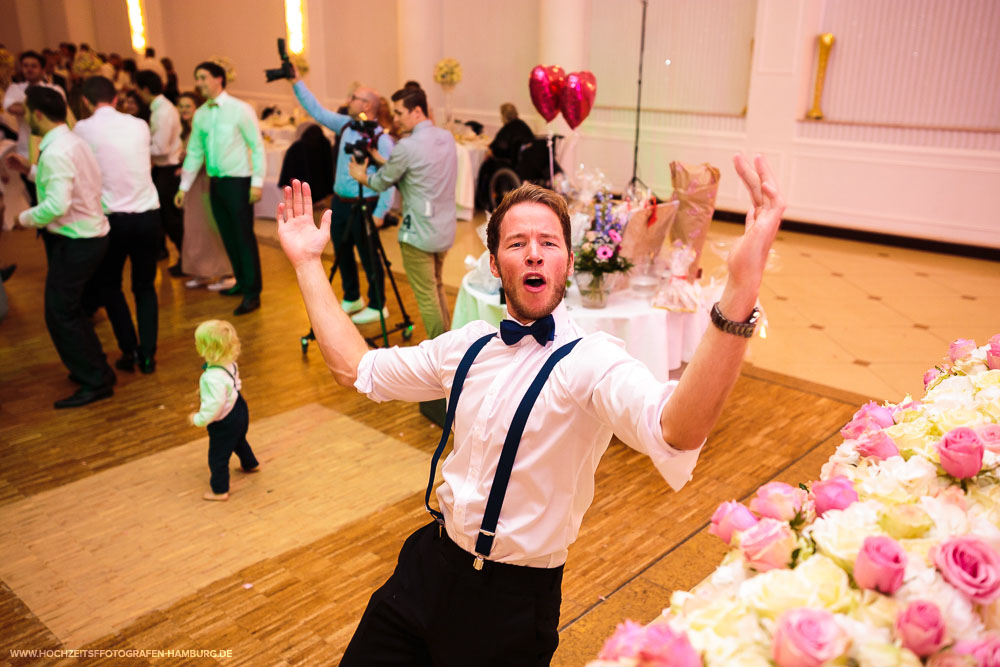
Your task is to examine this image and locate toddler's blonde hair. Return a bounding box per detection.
[194,319,241,365]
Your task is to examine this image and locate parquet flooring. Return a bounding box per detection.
[0,226,867,665]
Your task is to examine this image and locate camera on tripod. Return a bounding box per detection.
[264,38,295,83]
[343,118,381,163]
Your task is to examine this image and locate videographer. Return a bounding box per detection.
[288,65,396,326]
[348,87,457,340]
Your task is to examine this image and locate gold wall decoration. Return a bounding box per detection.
[807,33,835,120]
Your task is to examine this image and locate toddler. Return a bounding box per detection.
[190,319,259,500]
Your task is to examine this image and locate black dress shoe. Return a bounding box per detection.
[168,263,185,277]
[54,385,113,409]
[233,297,260,316]
[115,352,136,372]
[138,356,156,374]
[220,285,242,297]
[0,264,16,282]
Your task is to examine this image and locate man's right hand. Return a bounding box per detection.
[277,179,332,269]
[174,190,186,208]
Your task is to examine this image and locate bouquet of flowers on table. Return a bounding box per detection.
[433,57,462,89]
[591,335,1000,667]
[574,190,633,278]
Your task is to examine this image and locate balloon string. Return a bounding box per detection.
[547,128,554,188]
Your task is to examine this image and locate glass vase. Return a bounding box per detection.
[576,271,611,308]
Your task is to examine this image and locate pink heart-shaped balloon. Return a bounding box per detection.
[529,65,566,123]
[560,71,597,130]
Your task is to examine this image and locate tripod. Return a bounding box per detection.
[300,181,414,353]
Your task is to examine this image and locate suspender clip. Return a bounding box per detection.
[473,554,484,571]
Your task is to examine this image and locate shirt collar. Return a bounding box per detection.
[212,91,231,106]
[150,94,166,110]
[413,119,432,133]
[39,123,69,153]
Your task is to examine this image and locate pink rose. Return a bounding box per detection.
[598,620,701,666]
[952,635,1000,666]
[749,482,807,521]
[895,600,947,657]
[811,476,858,517]
[741,518,797,572]
[636,624,702,667]
[772,608,849,667]
[933,536,1000,604]
[987,342,1000,370]
[977,424,1000,454]
[709,501,758,545]
[926,651,978,667]
[949,338,977,362]
[854,535,907,594]
[840,416,881,440]
[855,430,900,461]
[925,368,944,388]
[938,427,985,479]
[991,334,1000,346]
[893,399,922,420]
[853,401,896,429]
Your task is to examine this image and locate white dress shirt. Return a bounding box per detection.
[148,94,183,166]
[73,105,159,214]
[355,301,703,568]
[2,80,66,157]
[192,363,242,427]
[179,91,266,191]
[18,124,108,238]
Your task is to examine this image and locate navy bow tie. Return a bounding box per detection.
[499,314,555,347]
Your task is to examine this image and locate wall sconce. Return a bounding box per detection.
[807,33,835,120]
[285,0,305,55]
[126,0,147,53]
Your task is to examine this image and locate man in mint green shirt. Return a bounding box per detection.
[7,86,115,408]
[175,61,266,316]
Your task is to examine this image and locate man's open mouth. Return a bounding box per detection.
[523,273,546,292]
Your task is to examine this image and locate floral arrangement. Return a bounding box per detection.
[290,53,309,77]
[433,57,462,87]
[592,334,1000,667]
[0,47,14,75]
[210,56,237,86]
[71,50,103,77]
[575,190,633,278]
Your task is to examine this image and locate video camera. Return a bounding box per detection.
[264,38,295,83]
[343,117,381,164]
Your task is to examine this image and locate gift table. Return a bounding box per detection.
[452,271,710,382]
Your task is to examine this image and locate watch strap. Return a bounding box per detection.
[710,302,759,338]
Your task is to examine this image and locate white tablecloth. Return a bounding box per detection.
[455,141,488,221]
[452,272,710,382]
[255,140,292,219]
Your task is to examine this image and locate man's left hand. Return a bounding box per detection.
[249,186,262,204]
[348,158,368,185]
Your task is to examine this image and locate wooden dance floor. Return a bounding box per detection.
[0,228,868,664]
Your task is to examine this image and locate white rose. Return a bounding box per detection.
[928,374,976,399]
[835,614,894,656]
[850,641,923,667]
[853,589,901,632]
[807,501,881,570]
[918,495,970,541]
[738,568,808,620]
[895,565,985,641]
[854,456,943,505]
[796,554,859,614]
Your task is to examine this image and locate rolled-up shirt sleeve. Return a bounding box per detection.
[19,151,74,227]
[572,335,703,491]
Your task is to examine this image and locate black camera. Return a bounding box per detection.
[343,119,381,163]
[264,38,295,83]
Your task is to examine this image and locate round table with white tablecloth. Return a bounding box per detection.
[254,139,292,219]
[452,271,710,382]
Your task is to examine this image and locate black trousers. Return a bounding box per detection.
[208,177,261,299]
[88,210,160,358]
[152,165,183,258]
[41,230,113,389]
[330,197,385,309]
[206,394,257,494]
[341,522,562,666]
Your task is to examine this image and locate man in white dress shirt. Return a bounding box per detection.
[75,76,161,374]
[135,70,184,276]
[275,154,785,663]
[7,86,115,408]
[175,61,266,316]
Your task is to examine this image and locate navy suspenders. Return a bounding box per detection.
[423,332,582,570]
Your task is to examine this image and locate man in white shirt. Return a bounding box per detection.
[135,70,184,276]
[74,76,161,374]
[175,61,266,316]
[3,50,67,205]
[6,86,115,409]
[274,152,785,663]
[138,48,168,85]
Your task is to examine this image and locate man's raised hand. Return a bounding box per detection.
[276,179,332,269]
[725,154,785,301]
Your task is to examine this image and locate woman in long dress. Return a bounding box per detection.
[176,92,233,289]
